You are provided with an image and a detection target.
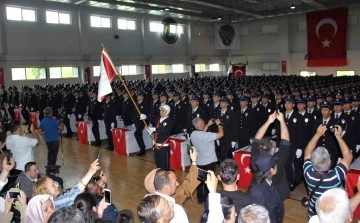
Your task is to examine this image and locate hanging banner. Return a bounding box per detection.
[84,67,92,83]
[306,8,348,67]
[145,65,151,80]
[215,23,240,49]
[0,68,5,86]
[232,65,246,77]
[281,61,287,75]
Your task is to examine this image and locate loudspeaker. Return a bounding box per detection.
[114,35,119,39]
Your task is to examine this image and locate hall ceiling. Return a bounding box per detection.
[47,0,360,22]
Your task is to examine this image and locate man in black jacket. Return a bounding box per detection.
[135,92,150,156]
[187,96,208,134]
[103,93,117,151]
[88,90,102,146]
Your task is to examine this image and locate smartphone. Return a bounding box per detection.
[197,168,208,181]
[104,189,111,204]
[6,151,12,165]
[97,149,101,160]
[7,191,21,199]
[187,145,194,153]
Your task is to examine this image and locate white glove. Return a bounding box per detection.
[231,142,236,148]
[146,127,156,135]
[31,107,34,111]
[296,149,302,158]
[249,139,253,144]
[356,145,360,153]
[271,129,276,135]
[140,114,147,120]
[78,114,82,119]
[116,116,121,121]
[67,114,71,119]
[111,123,114,129]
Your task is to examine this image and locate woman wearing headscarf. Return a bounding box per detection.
[146,104,175,168]
[250,154,283,223]
[24,194,55,223]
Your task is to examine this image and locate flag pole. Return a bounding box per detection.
[101,44,150,130]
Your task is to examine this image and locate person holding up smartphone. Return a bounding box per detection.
[190,117,223,205]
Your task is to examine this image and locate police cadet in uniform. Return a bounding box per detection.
[297,98,314,151]
[38,87,48,121]
[202,91,212,116]
[284,97,304,190]
[262,94,276,137]
[149,91,160,126]
[159,92,168,106]
[249,93,267,137]
[103,93,116,151]
[313,102,339,168]
[45,165,64,190]
[135,92,150,156]
[187,96,208,134]
[20,86,30,125]
[0,86,7,109]
[180,89,189,107]
[7,86,14,119]
[121,91,134,128]
[306,96,320,120]
[208,91,221,133]
[61,88,74,138]
[226,91,239,111]
[332,98,355,155]
[170,91,186,134]
[217,97,237,161]
[237,96,253,149]
[275,91,285,112]
[12,85,20,111]
[74,89,87,122]
[147,105,174,168]
[88,90,102,147]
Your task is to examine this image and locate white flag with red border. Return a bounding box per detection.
[98,50,117,102]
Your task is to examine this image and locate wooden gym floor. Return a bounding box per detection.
[2,136,316,223]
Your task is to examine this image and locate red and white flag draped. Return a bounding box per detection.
[97,50,117,102]
[306,8,348,67]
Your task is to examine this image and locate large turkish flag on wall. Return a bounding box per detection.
[232,65,246,77]
[306,8,348,67]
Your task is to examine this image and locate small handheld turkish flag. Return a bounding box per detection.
[306,8,348,67]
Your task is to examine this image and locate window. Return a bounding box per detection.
[93,66,100,77]
[90,16,111,28]
[336,71,355,76]
[152,65,166,74]
[195,64,221,72]
[149,21,183,34]
[300,71,316,77]
[119,65,137,75]
[11,67,46,80]
[172,64,184,73]
[49,67,79,79]
[46,11,71,24]
[6,7,36,22]
[261,62,279,71]
[209,64,220,72]
[195,64,206,72]
[117,19,136,30]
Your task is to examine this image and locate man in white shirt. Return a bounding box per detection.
[6,121,41,173]
[153,169,189,223]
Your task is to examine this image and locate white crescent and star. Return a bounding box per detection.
[240,154,251,174]
[235,69,243,76]
[315,18,338,48]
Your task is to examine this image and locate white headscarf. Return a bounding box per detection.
[159,105,171,123]
[24,194,54,223]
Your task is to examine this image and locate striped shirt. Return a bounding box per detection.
[303,159,347,219]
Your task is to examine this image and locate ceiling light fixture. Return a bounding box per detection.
[165,8,170,11]
[290,4,295,9]
[217,16,222,20]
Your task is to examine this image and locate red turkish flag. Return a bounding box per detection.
[145,65,151,80]
[30,112,38,130]
[0,68,4,86]
[232,65,246,77]
[346,169,360,218]
[76,121,89,145]
[113,128,129,156]
[169,138,184,171]
[233,151,253,191]
[306,8,348,67]
[14,109,21,121]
